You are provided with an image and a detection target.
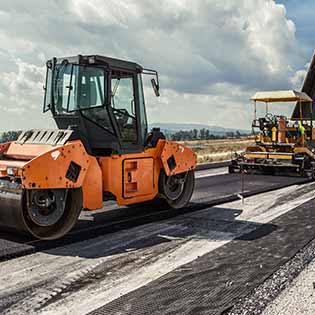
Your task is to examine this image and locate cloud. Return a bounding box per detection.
[2,59,43,97]
[0,0,308,130]
[145,83,254,129]
[289,62,310,90]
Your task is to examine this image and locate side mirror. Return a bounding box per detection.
[46,60,52,69]
[151,79,160,97]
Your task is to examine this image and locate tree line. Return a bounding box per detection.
[0,128,247,143]
[0,131,22,143]
[169,128,244,141]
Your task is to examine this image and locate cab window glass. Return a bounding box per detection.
[53,64,72,113]
[44,67,52,112]
[111,74,137,143]
[138,74,147,144]
[68,66,105,111]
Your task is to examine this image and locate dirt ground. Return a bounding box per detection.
[182,138,254,164]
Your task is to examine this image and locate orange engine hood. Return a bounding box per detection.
[3,142,63,161]
[0,142,64,178]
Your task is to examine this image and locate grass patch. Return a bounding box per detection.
[182,138,254,164]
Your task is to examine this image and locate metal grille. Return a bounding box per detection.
[16,129,73,146]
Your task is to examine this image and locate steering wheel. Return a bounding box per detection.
[112,108,132,127]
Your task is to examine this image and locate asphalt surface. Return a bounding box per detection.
[0,168,313,315]
[228,229,315,315]
[89,184,315,315]
[0,169,307,262]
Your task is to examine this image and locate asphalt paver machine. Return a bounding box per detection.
[0,55,197,239]
[230,90,315,177]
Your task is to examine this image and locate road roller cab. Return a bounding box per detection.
[0,55,197,240]
[230,90,315,177]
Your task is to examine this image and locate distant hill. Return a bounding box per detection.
[149,122,250,136]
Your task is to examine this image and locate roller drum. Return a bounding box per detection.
[0,189,28,233]
[0,186,83,240]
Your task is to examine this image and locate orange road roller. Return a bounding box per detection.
[0,55,196,240]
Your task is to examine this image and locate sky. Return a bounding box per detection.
[0,0,314,131]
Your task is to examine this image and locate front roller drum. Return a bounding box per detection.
[0,188,82,240]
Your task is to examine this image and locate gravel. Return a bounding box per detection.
[225,236,315,315]
[263,258,315,314]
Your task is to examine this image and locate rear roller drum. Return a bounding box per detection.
[159,170,195,209]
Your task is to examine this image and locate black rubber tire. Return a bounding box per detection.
[159,170,195,209]
[22,188,83,240]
